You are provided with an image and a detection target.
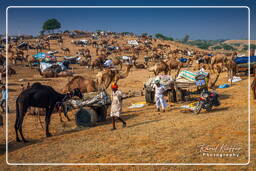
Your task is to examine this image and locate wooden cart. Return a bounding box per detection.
[145,75,207,103]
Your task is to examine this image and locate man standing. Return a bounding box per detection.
[0,85,7,112]
[110,83,126,130]
[154,79,167,112]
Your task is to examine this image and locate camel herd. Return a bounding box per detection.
[1,31,255,138]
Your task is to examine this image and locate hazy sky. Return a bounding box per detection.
[0,0,255,40]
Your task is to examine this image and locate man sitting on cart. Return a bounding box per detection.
[154,79,167,112]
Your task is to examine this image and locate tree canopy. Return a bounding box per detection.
[42,18,61,33]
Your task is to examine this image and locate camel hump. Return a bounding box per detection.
[31,82,42,88]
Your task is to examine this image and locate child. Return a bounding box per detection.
[154,79,167,112]
[110,83,126,130]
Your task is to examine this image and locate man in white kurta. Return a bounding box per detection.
[110,83,126,130]
[154,80,167,112]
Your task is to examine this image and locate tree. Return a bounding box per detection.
[155,33,165,39]
[222,44,236,50]
[182,34,190,43]
[155,33,173,41]
[212,45,222,50]
[42,18,61,34]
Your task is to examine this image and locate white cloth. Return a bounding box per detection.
[104,59,113,67]
[154,84,167,109]
[110,90,122,117]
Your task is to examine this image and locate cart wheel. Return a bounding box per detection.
[168,89,176,103]
[176,89,185,102]
[145,90,154,103]
[93,105,108,122]
[75,107,98,127]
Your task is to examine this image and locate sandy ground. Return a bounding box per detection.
[0,37,255,170]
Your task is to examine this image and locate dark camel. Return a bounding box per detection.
[15,82,83,142]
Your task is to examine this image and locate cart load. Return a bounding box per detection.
[66,91,111,127]
[144,70,209,103]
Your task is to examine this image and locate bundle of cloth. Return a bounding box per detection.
[145,75,173,89]
[40,61,68,72]
[176,70,208,83]
[69,91,111,108]
[33,52,57,63]
[128,40,139,45]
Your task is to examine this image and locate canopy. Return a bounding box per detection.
[234,56,256,64]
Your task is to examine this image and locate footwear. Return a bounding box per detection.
[162,109,165,112]
[111,128,116,131]
[156,108,160,112]
[122,123,126,128]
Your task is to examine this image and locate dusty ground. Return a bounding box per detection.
[0,37,255,170]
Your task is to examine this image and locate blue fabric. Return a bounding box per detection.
[33,52,47,59]
[1,90,7,100]
[234,56,256,64]
[218,84,230,88]
[179,57,188,63]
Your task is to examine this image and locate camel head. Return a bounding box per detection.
[69,88,83,99]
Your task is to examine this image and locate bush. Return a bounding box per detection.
[243,44,256,51]
[222,44,236,50]
[212,45,222,50]
[155,33,173,41]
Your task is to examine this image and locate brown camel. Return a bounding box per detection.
[210,54,228,72]
[111,57,123,69]
[225,58,238,86]
[134,61,146,69]
[148,61,169,76]
[62,76,98,93]
[61,48,70,55]
[96,68,119,89]
[166,59,183,78]
[114,64,133,83]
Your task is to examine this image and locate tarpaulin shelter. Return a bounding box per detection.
[234,56,256,64]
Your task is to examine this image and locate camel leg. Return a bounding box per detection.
[18,114,28,142]
[63,104,71,121]
[45,106,54,137]
[14,113,21,142]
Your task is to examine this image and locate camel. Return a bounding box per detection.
[26,55,40,68]
[208,64,222,89]
[62,76,98,93]
[210,54,228,72]
[91,55,107,70]
[15,83,83,142]
[114,64,133,84]
[225,58,238,86]
[0,66,16,77]
[148,61,169,76]
[111,57,123,69]
[38,68,57,78]
[61,48,70,55]
[134,61,146,69]
[96,68,119,89]
[10,54,27,65]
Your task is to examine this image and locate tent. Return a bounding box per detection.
[128,40,139,45]
[234,56,256,64]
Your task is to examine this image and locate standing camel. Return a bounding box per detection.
[148,61,169,76]
[62,76,98,93]
[61,48,70,55]
[15,83,83,142]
